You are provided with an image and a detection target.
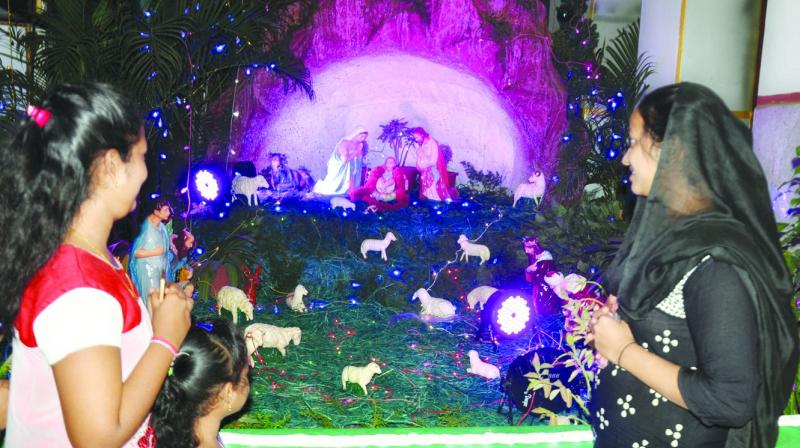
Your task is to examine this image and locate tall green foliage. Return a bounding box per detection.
[1,0,314,152]
[550,0,653,208]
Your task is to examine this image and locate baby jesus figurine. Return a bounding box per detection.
[350,157,409,212]
[372,167,397,202]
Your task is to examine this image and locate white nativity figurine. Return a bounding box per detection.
[244,323,302,366]
[285,284,309,313]
[216,286,254,325]
[330,196,356,211]
[232,174,269,206]
[466,286,498,310]
[342,362,382,395]
[513,170,546,208]
[360,231,397,261]
[466,350,500,379]
[457,234,491,265]
[412,288,456,319]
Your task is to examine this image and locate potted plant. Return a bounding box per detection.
[377,118,418,166]
[378,118,420,193]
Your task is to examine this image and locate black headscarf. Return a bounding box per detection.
[605,82,797,447]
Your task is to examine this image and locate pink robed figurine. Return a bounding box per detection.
[411,127,458,201]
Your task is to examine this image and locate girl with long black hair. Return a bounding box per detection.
[141,319,250,448]
[0,83,193,446]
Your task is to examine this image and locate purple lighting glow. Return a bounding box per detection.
[230,0,566,186]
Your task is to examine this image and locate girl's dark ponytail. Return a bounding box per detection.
[151,319,248,447]
[0,83,141,342]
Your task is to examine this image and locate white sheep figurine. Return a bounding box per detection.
[466,350,500,379]
[232,174,270,206]
[411,288,456,318]
[244,323,302,366]
[360,231,397,261]
[341,362,382,395]
[513,171,546,208]
[466,286,498,310]
[457,234,491,265]
[216,286,254,325]
[330,196,356,211]
[285,284,309,313]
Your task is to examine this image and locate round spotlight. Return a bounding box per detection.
[478,289,536,341]
[195,169,220,201]
[496,296,532,336]
[183,164,230,212]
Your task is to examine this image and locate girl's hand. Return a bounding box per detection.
[148,283,193,348]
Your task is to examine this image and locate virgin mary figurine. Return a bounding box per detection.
[312,128,368,195]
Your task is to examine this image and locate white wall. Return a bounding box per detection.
[758,0,800,97]
[637,0,681,92]
[591,0,642,45]
[680,0,760,111]
[752,0,800,222]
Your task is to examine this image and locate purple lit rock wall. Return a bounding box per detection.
[230,0,566,187]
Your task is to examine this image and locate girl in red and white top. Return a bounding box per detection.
[0,83,193,447]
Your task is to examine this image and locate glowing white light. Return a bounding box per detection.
[496,295,531,335]
[195,170,220,200]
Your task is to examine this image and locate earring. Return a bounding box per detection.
[227,401,232,412]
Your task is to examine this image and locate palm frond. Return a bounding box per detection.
[601,19,654,113]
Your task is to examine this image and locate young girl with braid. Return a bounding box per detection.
[139,318,250,448]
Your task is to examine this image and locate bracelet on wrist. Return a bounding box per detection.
[151,336,178,358]
[617,341,637,367]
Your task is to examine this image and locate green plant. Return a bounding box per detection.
[458,161,510,201]
[778,146,800,302]
[778,145,800,414]
[2,0,314,156]
[377,118,417,166]
[193,213,262,301]
[525,275,606,424]
[226,411,292,429]
[550,1,653,207]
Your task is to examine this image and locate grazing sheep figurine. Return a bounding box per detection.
[360,231,397,261]
[466,350,500,379]
[244,323,302,366]
[466,286,498,310]
[411,288,456,318]
[217,286,254,325]
[330,196,356,211]
[285,284,309,313]
[232,174,270,206]
[457,234,491,265]
[342,362,382,395]
[513,171,546,208]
